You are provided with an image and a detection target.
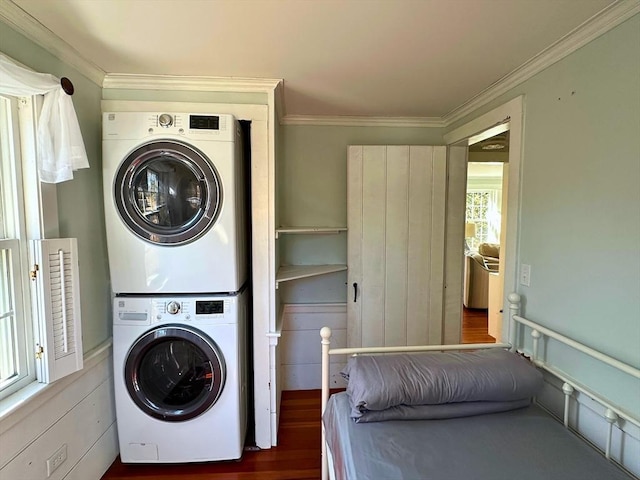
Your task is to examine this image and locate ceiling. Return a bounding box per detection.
[7,0,619,119]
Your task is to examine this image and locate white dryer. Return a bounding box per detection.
[113,290,247,463]
[103,112,247,294]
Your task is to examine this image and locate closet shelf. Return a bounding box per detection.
[276,226,347,239]
[275,264,347,288]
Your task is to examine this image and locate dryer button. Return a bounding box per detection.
[159,114,173,128]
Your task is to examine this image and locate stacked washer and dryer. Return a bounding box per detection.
[103,112,248,463]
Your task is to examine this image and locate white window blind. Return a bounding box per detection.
[30,238,83,384]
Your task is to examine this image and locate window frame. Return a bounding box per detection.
[0,95,36,399]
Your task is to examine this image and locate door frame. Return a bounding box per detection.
[443,96,524,343]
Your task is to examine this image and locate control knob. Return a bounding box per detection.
[158,113,173,128]
[167,301,180,315]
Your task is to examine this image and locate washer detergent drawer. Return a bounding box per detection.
[119,312,148,321]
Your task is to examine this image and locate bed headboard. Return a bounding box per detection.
[507,293,640,457]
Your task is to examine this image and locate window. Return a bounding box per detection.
[0,93,83,403]
[465,189,501,251]
[0,95,35,399]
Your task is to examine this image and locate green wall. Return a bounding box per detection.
[448,14,640,414]
[0,23,109,353]
[278,125,445,226]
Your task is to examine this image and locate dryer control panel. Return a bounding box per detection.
[102,112,236,141]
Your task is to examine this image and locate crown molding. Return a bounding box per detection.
[442,0,640,126]
[282,115,445,128]
[102,73,282,94]
[0,1,105,86]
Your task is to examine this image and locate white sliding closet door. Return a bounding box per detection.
[347,145,447,348]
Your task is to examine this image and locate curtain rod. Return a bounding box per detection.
[60,77,74,95]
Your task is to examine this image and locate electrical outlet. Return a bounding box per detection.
[46,444,67,477]
[520,264,531,286]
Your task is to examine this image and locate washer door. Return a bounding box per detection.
[114,140,222,245]
[124,325,226,422]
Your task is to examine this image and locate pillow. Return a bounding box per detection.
[353,398,531,423]
[342,349,542,419]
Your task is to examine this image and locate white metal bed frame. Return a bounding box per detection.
[320,292,640,480]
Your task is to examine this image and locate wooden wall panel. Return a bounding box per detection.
[407,146,433,345]
[428,149,447,344]
[348,145,448,349]
[384,146,410,346]
[443,145,467,344]
[64,423,118,480]
[280,304,347,390]
[0,349,116,480]
[346,146,363,347]
[360,146,387,347]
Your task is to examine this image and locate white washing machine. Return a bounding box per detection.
[112,290,247,463]
[103,112,247,294]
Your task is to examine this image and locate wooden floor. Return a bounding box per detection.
[102,308,492,479]
[101,390,322,480]
[461,306,494,344]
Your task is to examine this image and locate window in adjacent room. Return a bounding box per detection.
[465,162,504,252]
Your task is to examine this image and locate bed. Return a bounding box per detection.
[320,294,639,480]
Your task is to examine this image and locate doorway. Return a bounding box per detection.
[462,131,509,343]
[443,96,523,346]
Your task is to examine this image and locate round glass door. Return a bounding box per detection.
[114,140,222,245]
[124,325,226,422]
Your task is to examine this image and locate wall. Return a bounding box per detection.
[1,24,109,354]
[449,13,640,415]
[277,124,445,304]
[447,13,640,474]
[0,22,115,480]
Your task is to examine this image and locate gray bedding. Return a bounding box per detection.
[324,392,632,480]
[343,349,542,420]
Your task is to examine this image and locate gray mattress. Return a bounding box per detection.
[324,392,631,480]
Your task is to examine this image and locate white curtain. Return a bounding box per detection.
[0,53,89,183]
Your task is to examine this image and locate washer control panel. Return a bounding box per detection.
[114,296,237,326]
[166,300,181,315]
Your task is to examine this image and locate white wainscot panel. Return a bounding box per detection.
[280,304,347,390]
[0,347,117,480]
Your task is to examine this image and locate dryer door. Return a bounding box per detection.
[114,140,222,245]
[124,325,226,422]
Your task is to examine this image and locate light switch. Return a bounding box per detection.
[520,264,531,286]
